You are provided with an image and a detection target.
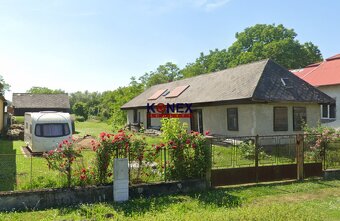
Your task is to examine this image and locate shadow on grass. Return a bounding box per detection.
[56,189,242,217]
[0,138,16,191]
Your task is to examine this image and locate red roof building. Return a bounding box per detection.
[292,54,340,127]
[292,54,340,87]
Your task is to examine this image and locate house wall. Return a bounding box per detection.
[202,103,319,136]
[126,102,320,136]
[0,100,3,133]
[317,85,340,129]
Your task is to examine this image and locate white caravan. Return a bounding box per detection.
[24,112,72,152]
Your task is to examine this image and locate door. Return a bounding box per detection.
[191,109,203,133]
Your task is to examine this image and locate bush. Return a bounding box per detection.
[43,139,82,187]
[75,115,86,122]
[238,140,269,160]
[161,118,211,180]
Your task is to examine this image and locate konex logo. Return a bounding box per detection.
[147,103,192,118]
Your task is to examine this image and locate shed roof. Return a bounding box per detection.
[122,59,334,109]
[12,93,70,109]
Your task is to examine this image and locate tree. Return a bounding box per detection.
[139,62,182,88]
[27,87,65,94]
[226,24,323,69]
[0,75,10,95]
[72,102,88,120]
[182,49,229,78]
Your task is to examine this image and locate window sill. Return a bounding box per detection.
[320,118,336,123]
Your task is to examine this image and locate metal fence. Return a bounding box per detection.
[211,134,338,169]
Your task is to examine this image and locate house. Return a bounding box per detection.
[12,93,71,116]
[0,94,6,134]
[292,54,340,129]
[122,59,334,137]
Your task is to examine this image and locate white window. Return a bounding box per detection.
[321,104,336,119]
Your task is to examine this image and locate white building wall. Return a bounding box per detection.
[317,85,340,129]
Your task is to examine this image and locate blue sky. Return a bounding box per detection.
[1,0,339,100]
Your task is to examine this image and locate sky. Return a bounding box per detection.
[1,0,340,100]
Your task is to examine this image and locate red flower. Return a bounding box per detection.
[80,174,87,180]
[169,141,174,145]
[186,139,191,144]
[81,168,86,173]
[172,145,177,149]
[205,130,210,136]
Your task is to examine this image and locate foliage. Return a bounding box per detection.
[161,118,211,180]
[182,49,229,78]
[238,140,269,160]
[43,139,82,187]
[226,24,322,69]
[303,123,339,162]
[72,102,88,120]
[0,74,10,95]
[92,131,131,184]
[26,86,65,94]
[139,62,183,88]
[75,115,86,122]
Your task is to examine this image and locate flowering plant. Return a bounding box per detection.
[160,118,211,180]
[92,130,131,184]
[43,138,81,187]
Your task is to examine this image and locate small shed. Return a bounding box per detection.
[12,93,71,116]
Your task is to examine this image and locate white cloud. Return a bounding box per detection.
[190,0,231,11]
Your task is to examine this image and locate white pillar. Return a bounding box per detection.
[113,158,129,202]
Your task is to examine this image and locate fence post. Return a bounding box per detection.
[163,148,167,182]
[205,136,213,188]
[323,140,327,171]
[255,135,259,183]
[30,156,33,190]
[296,134,304,181]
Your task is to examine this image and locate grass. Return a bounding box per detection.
[74,120,113,137]
[1,179,340,220]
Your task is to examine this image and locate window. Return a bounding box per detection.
[227,108,238,131]
[293,107,307,131]
[321,104,336,119]
[274,107,288,131]
[133,109,138,123]
[35,123,71,137]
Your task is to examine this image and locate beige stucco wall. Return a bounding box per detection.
[202,103,320,136]
[0,100,3,133]
[125,102,320,136]
[317,85,340,129]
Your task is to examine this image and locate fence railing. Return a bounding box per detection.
[211,134,338,169]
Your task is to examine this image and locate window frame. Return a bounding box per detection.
[321,104,336,119]
[273,107,288,131]
[293,107,307,131]
[35,123,71,138]
[227,108,239,131]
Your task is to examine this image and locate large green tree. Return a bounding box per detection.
[182,49,229,78]
[226,24,322,69]
[139,62,182,88]
[26,87,65,94]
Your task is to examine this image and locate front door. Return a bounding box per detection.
[191,109,203,133]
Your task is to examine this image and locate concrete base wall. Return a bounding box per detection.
[0,179,207,212]
[323,169,340,180]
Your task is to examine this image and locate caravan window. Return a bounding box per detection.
[35,123,70,137]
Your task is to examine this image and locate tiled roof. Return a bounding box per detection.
[292,54,340,86]
[122,59,334,109]
[12,93,70,109]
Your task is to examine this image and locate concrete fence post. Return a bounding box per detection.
[113,158,129,202]
[296,134,304,181]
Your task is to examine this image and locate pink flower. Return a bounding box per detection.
[205,130,210,136]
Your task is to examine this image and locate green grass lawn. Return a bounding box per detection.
[74,120,113,137]
[1,179,340,220]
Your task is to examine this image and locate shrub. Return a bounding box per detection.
[92,130,131,184]
[43,139,82,187]
[160,118,211,180]
[75,115,86,122]
[238,140,269,160]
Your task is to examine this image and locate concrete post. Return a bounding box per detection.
[113,158,129,202]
